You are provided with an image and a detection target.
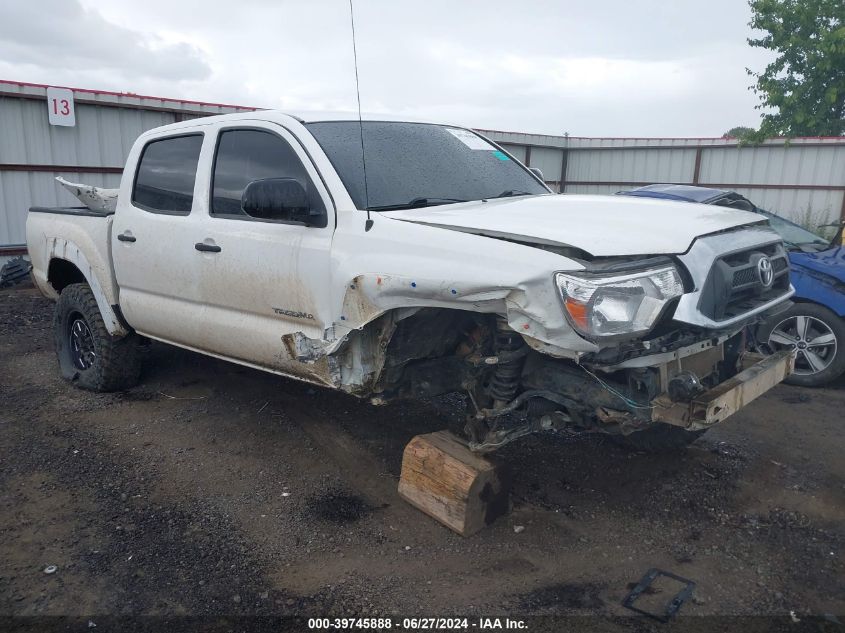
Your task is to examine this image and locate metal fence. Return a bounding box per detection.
[2,79,844,258]
[0,80,255,258]
[481,130,845,229]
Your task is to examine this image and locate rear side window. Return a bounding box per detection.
[132,134,203,215]
[211,128,326,225]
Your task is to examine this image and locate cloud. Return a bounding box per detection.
[0,0,776,136]
[0,0,210,82]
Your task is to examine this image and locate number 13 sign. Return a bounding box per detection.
[46,87,76,127]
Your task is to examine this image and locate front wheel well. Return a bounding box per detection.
[371,307,492,397]
[47,258,86,294]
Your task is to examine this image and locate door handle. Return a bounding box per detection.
[195,242,221,253]
[117,232,136,243]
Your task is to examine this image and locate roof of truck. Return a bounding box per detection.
[140,109,458,138]
[291,110,446,124]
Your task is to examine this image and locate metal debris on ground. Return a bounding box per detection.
[43,565,57,574]
[158,391,207,401]
[513,525,525,534]
[622,567,695,622]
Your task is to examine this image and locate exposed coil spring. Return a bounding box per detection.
[488,319,526,404]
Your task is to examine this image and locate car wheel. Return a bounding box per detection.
[758,303,845,387]
[54,283,141,391]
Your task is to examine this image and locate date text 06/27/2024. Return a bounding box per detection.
[307,617,528,630]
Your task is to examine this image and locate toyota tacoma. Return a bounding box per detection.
[26,112,795,451]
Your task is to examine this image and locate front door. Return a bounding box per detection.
[189,122,335,377]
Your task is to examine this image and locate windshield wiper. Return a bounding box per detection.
[491,190,534,199]
[368,197,467,212]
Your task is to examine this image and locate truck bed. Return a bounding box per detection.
[26,204,120,333]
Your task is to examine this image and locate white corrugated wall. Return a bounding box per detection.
[2,83,843,250]
[0,81,254,257]
[0,99,177,248]
[481,130,845,228]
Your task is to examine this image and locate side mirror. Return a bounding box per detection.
[241,178,311,223]
[529,167,545,182]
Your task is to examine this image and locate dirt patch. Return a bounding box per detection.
[1,288,844,620]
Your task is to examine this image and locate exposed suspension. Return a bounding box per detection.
[488,317,527,408]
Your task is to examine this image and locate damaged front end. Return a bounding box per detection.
[455,228,797,451]
[283,225,796,452]
[506,329,793,448]
[350,306,792,452]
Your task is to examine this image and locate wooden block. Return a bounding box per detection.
[398,430,510,536]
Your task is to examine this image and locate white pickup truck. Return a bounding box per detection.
[27,111,795,451]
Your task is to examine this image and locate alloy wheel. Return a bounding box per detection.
[68,313,96,370]
[767,315,838,376]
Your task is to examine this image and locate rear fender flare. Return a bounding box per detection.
[47,238,127,336]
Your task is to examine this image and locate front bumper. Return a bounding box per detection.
[651,350,794,431]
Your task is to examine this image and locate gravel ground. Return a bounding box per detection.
[1,287,843,629]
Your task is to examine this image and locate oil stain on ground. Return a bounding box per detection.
[517,582,605,613]
[305,489,373,524]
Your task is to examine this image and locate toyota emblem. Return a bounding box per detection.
[757,256,774,287]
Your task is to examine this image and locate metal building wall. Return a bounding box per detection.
[0,99,172,249]
[566,148,698,186]
[0,80,255,256]
[3,80,843,253]
[481,129,845,228]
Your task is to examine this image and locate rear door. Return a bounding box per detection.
[112,130,209,347]
[189,121,336,374]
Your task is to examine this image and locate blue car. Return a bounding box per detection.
[620,184,845,387]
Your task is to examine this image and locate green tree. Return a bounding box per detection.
[723,126,756,138]
[746,0,845,139]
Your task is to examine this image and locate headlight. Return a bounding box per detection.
[555,265,684,338]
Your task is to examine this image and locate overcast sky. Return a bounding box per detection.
[0,0,775,137]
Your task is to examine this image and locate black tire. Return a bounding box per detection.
[613,424,706,452]
[757,302,845,388]
[54,283,141,391]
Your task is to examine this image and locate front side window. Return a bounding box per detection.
[132,134,203,214]
[305,121,549,211]
[211,128,325,225]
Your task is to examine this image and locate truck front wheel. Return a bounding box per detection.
[54,283,141,391]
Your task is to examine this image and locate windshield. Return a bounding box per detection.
[306,121,548,210]
[713,195,830,251]
[754,209,830,250]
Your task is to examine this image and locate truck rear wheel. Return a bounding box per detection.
[54,283,141,391]
[613,424,706,452]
